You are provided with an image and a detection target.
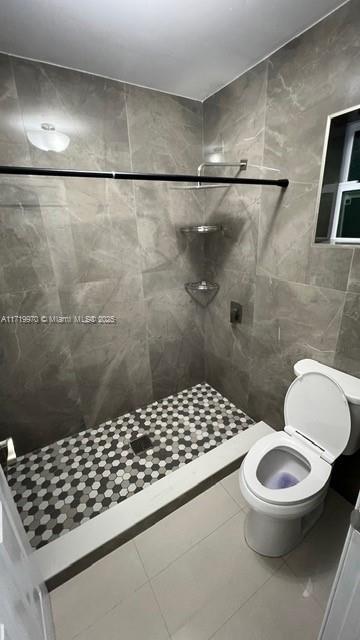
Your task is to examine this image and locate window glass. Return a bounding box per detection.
[348,129,360,181]
[337,190,360,238]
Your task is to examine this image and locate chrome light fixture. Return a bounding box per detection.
[26,123,70,153]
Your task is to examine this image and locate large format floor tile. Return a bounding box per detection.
[211,564,324,640]
[51,476,351,640]
[151,511,282,637]
[285,489,352,608]
[220,469,245,508]
[135,482,240,578]
[74,583,170,640]
[50,540,147,640]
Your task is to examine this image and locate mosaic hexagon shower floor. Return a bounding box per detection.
[8,383,254,549]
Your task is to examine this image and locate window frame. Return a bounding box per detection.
[330,120,360,244]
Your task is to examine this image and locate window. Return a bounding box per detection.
[331,121,360,242]
[315,106,360,245]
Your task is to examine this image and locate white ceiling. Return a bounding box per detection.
[0,0,349,101]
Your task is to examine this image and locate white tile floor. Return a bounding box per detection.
[51,470,352,640]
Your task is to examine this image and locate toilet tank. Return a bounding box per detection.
[294,359,360,456]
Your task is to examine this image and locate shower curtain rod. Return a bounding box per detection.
[0,165,289,188]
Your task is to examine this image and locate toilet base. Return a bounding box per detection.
[244,501,324,557]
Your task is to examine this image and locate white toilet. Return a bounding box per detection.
[239,359,360,557]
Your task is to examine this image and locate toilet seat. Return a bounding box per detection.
[242,431,331,505]
[284,371,351,463]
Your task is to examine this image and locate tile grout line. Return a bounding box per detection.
[148,580,172,640]
[206,560,287,640]
[133,541,172,639]
[133,538,152,581]
[57,547,283,640]
[345,247,355,292]
[66,574,151,640]
[219,474,247,511]
[137,506,243,582]
[256,258,351,295]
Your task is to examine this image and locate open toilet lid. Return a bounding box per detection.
[284,371,351,461]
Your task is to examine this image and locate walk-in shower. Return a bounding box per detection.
[0,155,288,583]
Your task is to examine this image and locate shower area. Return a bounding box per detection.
[0,53,286,582]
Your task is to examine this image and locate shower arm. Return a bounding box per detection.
[196,159,248,188]
[192,159,281,189]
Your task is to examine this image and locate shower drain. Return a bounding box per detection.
[130,434,153,455]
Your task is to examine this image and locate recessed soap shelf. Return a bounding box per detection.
[181,224,224,235]
[185,280,219,307]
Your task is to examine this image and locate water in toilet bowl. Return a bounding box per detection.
[256,446,310,490]
[266,471,299,490]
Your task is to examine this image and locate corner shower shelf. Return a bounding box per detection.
[185,280,219,307]
[181,224,224,235]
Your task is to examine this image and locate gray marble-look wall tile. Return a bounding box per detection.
[41,207,78,289]
[149,338,204,401]
[41,179,140,288]
[335,292,360,377]
[0,342,83,455]
[204,185,260,279]
[0,203,55,294]
[253,275,345,354]
[12,57,131,171]
[203,62,266,283]
[205,350,249,413]
[0,55,31,165]
[102,80,132,171]
[203,61,267,166]
[264,2,360,185]
[135,182,205,296]
[126,85,203,173]
[204,270,254,372]
[258,0,360,323]
[202,60,267,416]
[0,286,83,453]
[59,275,144,352]
[64,277,152,426]
[127,83,205,353]
[307,245,353,291]
[64,176,106,212]
[259,179,353,290]
[257,181,317,284]
[71,208,141,284]
[249,275,345,426]
[73,338,153,428]
[135,184,187,275]
[0,175,68,214]
[347,249,360,293]
[146,287,204,346]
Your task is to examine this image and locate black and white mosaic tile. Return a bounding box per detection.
[8,383,254,550]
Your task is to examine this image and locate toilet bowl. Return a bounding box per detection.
[239,363,357,557]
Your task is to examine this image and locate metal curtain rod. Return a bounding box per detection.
[0,165,289,188]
